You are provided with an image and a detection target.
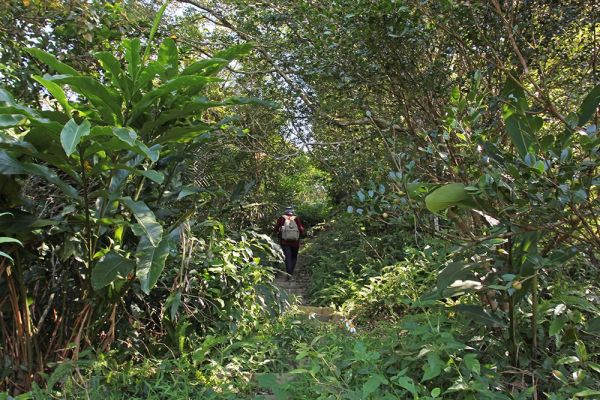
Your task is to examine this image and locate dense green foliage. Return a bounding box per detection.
[1,0,599,398]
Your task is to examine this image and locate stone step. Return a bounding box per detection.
[275,283,304,290]
[296,305,340,322]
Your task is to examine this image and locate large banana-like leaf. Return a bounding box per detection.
[121,197,163,246]
[425,183,472,213]
[0,151,80,201]
[123,38,142,80]
[91,251,135,290]
[26,48,80,76]
[46,75,123,124]
[32,75,72,114]
[136,236,170,294]
[157,37,179,80]
[128,75,220,123]
[95,51,133,99]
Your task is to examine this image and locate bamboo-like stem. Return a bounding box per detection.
[507,233,518,366]
[79,149,94,293]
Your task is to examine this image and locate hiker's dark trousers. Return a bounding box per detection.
[282,245,299,275]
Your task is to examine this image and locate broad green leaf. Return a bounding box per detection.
[210,43,253,65]
[32,75,71,113]
[0,88,16,104]
[0,151,80,200]
[406,182,435,199]
[422,352,443,382]
[505,114,536,158]
[60,119,90,156]
[0,151,27,174]
[156,125,212,144]
[180,44,252,77]
[363,374,388,397]
[0,114,26,128]
[157,37,178,79]
[47,75,122,123]
[123,38,141,80]
[454,304,506,327]
[134,61,164,94]
[181,58,229,76]
[91,252,135,290]
[26,48,80,76]
[136,236,170,294]
[177,186,204,200]
[95,51,132,99]
[141,96,273,137]
[436,262,478,293]
[463,353,481,375]
[578,84,600,126]
[0,237,23,246]
[121,197,163,246]
[143,0,172,64]
[587,317,600,332]
[128,75,219,123]
[425,183,475,213]
[501,74,528,114]
[395,376,417,396]
[113,127,160,162]
[549,317,567,336]
[139,170,164,184]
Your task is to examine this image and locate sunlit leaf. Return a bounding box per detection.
[121,197,163,246]
[60,119,90,156]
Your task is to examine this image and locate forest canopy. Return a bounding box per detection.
[0,0,599,398]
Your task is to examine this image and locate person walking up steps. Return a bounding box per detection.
[274,207,305,281]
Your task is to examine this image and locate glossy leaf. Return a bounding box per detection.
[123,38,142,80]
[157,37,178,79]
[578,84,600,126]
[47,75,122,123]
[136,236,170,294]
[505,114,536,158]
[121,197,163,246]
[32,75,71,113]
[425,183,474,213]
[95,51,132,98]
[128,75,219,123]
[91,252,135,290]
[0,114,26,128]
[113,127,160,162]
[60,119,91,156]
[26,48,80,76]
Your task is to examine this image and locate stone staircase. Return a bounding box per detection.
[255,251,346,398]
[273,257,338,322]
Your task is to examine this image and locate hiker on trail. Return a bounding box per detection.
[274,207,305,280]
